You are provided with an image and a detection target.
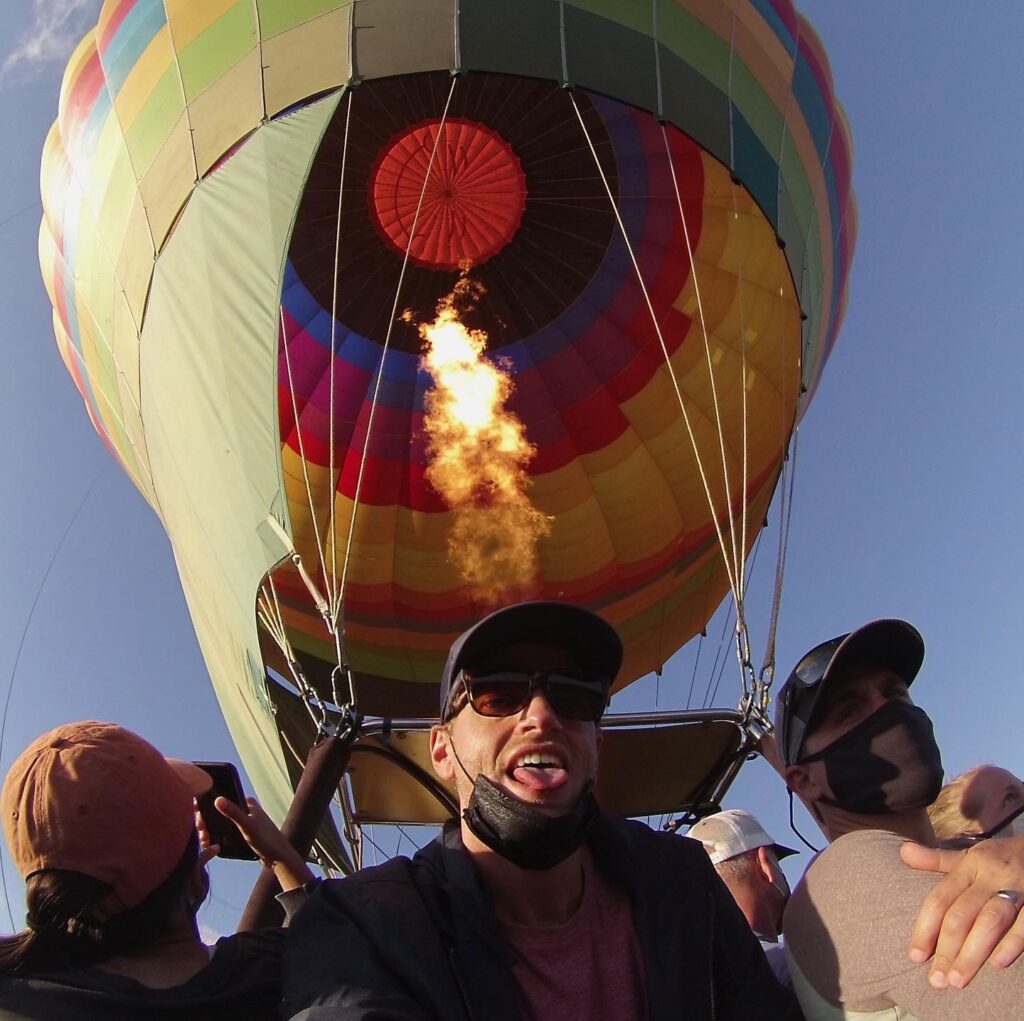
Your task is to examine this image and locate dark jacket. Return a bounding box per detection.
[283,815,799,1020]
[0,930,284,1020]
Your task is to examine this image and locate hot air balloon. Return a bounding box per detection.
[39,0,855,872]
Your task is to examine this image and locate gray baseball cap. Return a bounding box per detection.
[438,601,623,720]
[775,619,925,766]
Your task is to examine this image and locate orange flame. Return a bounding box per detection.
[418,277,551,602]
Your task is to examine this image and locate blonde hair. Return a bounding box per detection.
[928,765,986,840]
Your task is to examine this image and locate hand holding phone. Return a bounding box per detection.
[193,762,259,861]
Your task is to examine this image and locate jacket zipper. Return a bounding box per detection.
[707,890,717,1021]
[448,945,477,1021]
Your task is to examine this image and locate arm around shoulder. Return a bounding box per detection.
[786,830,1024,1021]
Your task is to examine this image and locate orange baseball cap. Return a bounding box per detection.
[1,721,213,914]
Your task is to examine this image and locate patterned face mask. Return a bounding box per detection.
[800,701,943,816]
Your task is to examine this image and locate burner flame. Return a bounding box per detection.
[417,277,551,602]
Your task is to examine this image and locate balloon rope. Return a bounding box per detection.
[651,0,664,120]
[0,463,107,932]
[727,8,738,172]
[568,93,742,616]
[756,7,807,705]
[255,590,286,649]
[755,13,834,710]
[660,124,745,615]
[686,633,704,710]
[727,178,754,695]
[277,304,349,702]
[251,0,268,121]
[728,192,751,604]
[721,6,744,611]
[701,599,736,708]
[366,825,379,867]
[362,824,396,871]
[335,76,458,630]
[327,90,355,620]
[279,304,334,622]
[709,529,766,708]
[257,576,328,727]
[333,786,364,872]
[759,427,801,708]
[771,107,849,702]
[557,0,569,83]
[661,122,763,699]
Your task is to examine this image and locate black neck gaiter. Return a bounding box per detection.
[462,775,598,870]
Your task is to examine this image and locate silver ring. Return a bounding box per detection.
[994,889,1021,907]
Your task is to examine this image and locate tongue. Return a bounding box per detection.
[513,765,567,791]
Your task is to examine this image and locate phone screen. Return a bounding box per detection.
[193,761,259,861]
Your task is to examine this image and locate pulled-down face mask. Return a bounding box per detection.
[799,700,943,815]
[462,775,599,870]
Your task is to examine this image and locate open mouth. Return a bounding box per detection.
[510,750,568,791]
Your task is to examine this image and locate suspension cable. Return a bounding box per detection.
[569,95,744,631]
[759,427,802,710]
[327,90,354,619]
[334,76,459,639]
[661,124,745,599]
[257,576,329,728]
[279,303,334,622]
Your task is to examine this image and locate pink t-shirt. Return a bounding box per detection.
[498,849,647,1021]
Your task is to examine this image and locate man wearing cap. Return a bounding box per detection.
[775,620,1024,1020]
[688,809,797,986]
[283,600,799,1020]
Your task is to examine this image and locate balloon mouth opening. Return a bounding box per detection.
[369,117,526,271]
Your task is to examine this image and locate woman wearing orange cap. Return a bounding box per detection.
[0,721,312,1019]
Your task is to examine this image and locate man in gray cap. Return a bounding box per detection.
[777,619,1024,1020]
[688,809,797,986]
[284,600,799,1020]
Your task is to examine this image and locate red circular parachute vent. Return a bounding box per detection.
[370,117,526,271]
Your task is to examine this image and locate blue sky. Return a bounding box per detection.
[1,1,1022,935]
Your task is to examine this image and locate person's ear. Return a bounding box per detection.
[755,845,775,883]
[430,724,455,782]
[784,763,823,804]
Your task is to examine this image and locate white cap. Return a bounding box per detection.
[686,809,798,866]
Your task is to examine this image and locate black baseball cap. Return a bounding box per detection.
[775,619,925,766]
[438,601,623,720]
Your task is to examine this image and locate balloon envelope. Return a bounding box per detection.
[40,0,855,814]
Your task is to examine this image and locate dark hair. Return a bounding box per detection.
[0,833,200,977]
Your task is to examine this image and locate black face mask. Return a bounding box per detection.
[462,775,598,870]
[799,700,943,815]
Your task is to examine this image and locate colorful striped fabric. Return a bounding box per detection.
[40,0,856,808]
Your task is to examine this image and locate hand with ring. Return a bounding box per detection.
[901,835,1024,989]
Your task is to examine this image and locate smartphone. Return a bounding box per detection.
[193,761,259,861]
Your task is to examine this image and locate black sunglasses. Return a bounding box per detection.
[939,803,1024,850]
[453,670,609,722]
[778,637,845,765]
